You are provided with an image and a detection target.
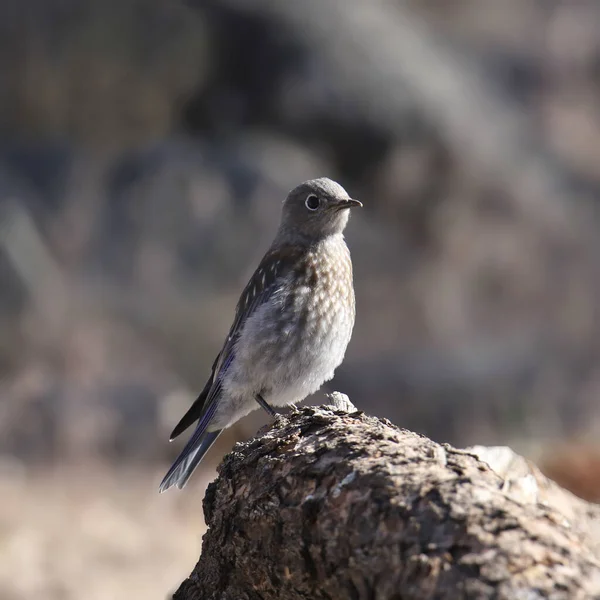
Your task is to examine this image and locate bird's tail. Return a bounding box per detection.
[159,427,222,493]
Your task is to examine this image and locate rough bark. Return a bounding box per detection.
[174,401,600,600]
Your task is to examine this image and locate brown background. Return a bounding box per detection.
[2,1,600,598]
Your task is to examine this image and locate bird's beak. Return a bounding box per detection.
[336,198,363,210]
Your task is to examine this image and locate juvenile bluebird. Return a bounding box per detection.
[159,178,361,492]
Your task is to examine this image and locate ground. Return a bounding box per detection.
[0,464,212,600]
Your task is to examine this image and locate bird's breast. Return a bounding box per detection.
[285,237,355,339]
[227,235,355,406]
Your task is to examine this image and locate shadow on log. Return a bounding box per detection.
[173,399,600,600]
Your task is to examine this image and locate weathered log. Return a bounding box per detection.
[173,399,600,599]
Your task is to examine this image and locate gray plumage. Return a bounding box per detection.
[159,177,361,492]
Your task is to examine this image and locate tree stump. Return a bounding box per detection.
[173,402,600,600]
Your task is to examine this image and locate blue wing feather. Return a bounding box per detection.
[159,245,303,491]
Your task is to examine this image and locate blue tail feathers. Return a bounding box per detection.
[159,428,222,492]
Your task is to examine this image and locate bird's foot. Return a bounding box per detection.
[255,394,278,418]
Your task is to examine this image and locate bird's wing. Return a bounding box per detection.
[168,354,219,440]
[168,244,304,440]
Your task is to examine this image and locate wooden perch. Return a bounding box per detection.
[173,397,600,600]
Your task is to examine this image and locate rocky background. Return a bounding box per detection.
[2,1,600,598]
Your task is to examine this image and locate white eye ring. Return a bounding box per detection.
[305,194,320,211]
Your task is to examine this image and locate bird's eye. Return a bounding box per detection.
[305,194,320,211]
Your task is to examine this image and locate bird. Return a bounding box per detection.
[159,177,361,492]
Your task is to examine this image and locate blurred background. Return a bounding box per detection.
[2,0,600,598]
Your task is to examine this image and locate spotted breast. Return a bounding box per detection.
[217,233,355,427]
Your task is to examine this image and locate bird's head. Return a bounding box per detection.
[278,177,362,243]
